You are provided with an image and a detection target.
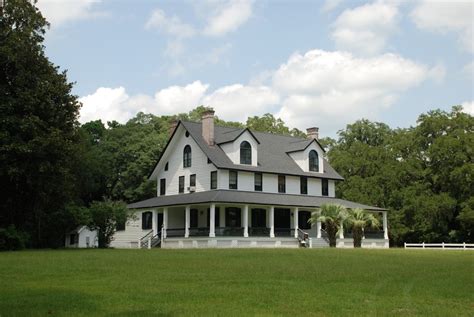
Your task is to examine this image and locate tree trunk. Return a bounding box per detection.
[326,222,337,247]
[353,226,363,248]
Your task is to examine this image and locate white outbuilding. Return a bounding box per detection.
[65,226,98,248]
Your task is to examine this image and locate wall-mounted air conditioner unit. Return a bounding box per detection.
[188,186,196,192]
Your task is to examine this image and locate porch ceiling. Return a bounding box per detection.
[127,190,386,211]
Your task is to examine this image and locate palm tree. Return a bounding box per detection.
[309,204,347,247]
[345,208,380,248]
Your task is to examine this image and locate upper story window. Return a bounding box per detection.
[160,178,166,196]
[309,150,319,172]
[190,174,196,187]
[183,145,192,168]
[142,211,152,230]
[179,176,184,193]
[210,171,217,189]
[322,179,329,196]
[278,175,286,193]
[164,162,169,171]
[240,141,252,165]
[229,171,238,189]
[300,176,308,195]
[254,173,262,191]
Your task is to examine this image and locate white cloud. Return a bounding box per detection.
[411,0,474,53]
[202,0,254,36]
[321,0,343,13]
[36,0,103,27]
[461,101,474,115]
[145,8,196,38]
[273,49,433,133]
[203,84,279,121]
[79,87,134,124]
[154,81,210,114]
[331,1,400,55]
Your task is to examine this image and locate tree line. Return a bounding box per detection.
[1,0,472,249]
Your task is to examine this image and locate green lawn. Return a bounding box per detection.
[0,249,472,316]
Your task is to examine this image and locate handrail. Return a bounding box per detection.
[138,230,153,249]
[297,228,309,248]
[320,229,330,243]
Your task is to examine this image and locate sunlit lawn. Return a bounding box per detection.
[0,248,472,316]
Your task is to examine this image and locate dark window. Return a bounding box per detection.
[190,209,198,228]
[69,234,76,245]
[298,211,312,230]
[240,141,252,165]
[183,145,192,168]
[211,171,217,189]
[185,131,190,137]
[160,178,166,196]
[142,211,152,230]
[300,176,308,195]
[164,162,169,171]
[179,176,185,193]
[322,179,329,196]
[251,209,266,227]
[254,173,262,191]
[190,174,196,187]
[229,171,238,189]
[207,207,220,228]
[278,175,286,193]
[309,150,319,172]
[225,207,241,227]
[207,157,212,164]
[116,219,126,231]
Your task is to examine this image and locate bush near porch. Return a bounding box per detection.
[0,249,472,316]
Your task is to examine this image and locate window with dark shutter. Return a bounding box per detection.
[211,171,217,189]
[179,176,184,193]
[278,175,286,193]
[229,171,238,189]
[160,178,166,196]
[254,173,262,191]
[322,179,329,196]
[300,176,308,195]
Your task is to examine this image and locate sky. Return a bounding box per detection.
[37,0,473,137]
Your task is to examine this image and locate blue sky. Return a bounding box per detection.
[38,0,473,136]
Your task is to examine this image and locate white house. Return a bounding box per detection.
[111,110,389,249]
[65,226,98,248]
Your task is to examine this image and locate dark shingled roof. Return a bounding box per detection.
[128,190,386,211]
[181,121,343,180]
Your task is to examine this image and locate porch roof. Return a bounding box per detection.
[127,190,387,211]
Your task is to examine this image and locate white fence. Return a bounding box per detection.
[404,242,474,250]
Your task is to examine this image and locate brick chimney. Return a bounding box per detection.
[306,127,319,140]
[201,110,215,145]
[169,119,178,137]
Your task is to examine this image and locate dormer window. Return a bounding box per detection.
[309,150,319,172]
[240,141,252,165]
[183,145,192,168]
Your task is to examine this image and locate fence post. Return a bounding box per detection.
[404,242,406,249]
[463,242,466,250]
[309,238,313,249]
[422,242,425,249]
[442,242,444,249]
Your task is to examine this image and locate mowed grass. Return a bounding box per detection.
[0,249,472,316]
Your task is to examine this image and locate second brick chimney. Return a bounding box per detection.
[306,127,319,140]
[202,109,215,146]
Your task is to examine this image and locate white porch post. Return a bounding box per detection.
[383,211,388,239]
[339,221,344,239]
[152,210,158,236]
[243,205,249,237]
[163,207,168,239]
[185,205,190,238]
[209,204,216,238]
[269,206,275,238]
[293,207,299,238]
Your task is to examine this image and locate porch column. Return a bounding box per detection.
[243,205,249,237]
[383,211,388,239]
[339,222,344,239]
[293,207,299,238]
[185,205,190,238]
[209,204,216,238]
[269,206,275,238]
[316,220,321,238]
[152,209,158,236]
[163,207,168,239]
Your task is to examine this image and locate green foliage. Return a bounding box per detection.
[309,204,347,247]
[0,225,29,250]
[87,200,129,248]
[344,208,380,248]
[246,113,306,137]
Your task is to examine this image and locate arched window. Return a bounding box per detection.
[183,145,192,168]
[240,141,252,165]
[309,150,319,172]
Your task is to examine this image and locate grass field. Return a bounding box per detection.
[0,249,472,316]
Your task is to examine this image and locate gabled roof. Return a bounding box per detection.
[180,121,343,180]
[127,190,386,211]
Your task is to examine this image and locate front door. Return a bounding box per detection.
[157,213,163,231]
[298,211,311,230]
[274,208,291,236]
